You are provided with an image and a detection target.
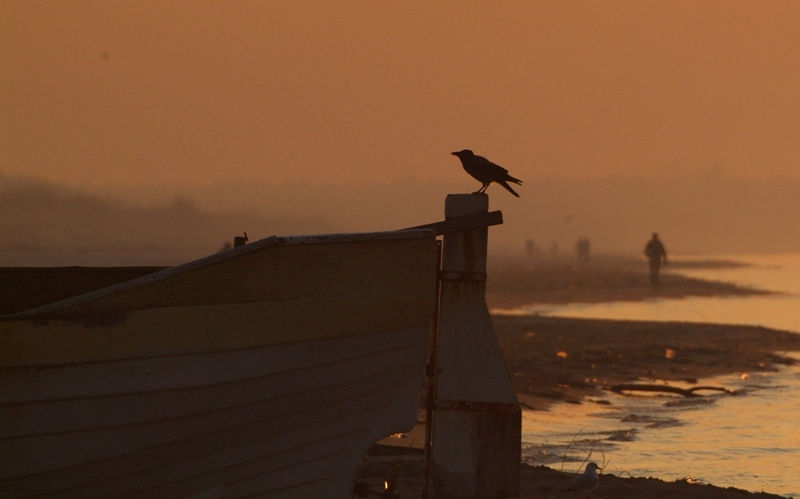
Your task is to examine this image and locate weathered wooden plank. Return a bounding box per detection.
[435,196,516,404]
[1,228,438,499]
[1,325,427,404]
[23,411,376,498]
[1,295,432,367]
[429,194,520,499]
[10,232,435,319]
[2,333,426,437]
[2,336,426,497]
[402,210,503,235]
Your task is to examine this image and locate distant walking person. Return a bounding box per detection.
[644,232,668,285]
[451,149,522,197]
[575,236,590,262]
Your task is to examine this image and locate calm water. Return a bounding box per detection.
[515,253,800,497]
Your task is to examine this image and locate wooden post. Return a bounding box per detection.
[428,194,521,499]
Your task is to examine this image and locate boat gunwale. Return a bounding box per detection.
[3,229,436,320]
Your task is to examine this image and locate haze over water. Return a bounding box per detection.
[519,253,800,497]
[3,2,800,260]
[521,253,800,334]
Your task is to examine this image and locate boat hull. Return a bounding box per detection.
[1,231,437,498]
[1,326,428,498]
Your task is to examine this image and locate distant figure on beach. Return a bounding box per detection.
[575,236,590,262]
[451,149,522,197]
[644,232,668,285]
[525,239,543,258]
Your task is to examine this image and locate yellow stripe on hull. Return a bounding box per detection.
[1,294,432,367]
[1,234,438,367]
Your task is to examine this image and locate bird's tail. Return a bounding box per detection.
[506,175,522,185]
[498,181,520,197]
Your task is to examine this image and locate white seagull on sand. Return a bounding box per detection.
[566,462,600,491]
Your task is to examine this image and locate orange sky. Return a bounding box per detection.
[2,1,799,187]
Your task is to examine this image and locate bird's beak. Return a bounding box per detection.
[451,151,458,156]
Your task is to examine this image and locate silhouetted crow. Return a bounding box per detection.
[451,149,522,197]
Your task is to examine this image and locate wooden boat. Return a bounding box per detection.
[0,229,438,498]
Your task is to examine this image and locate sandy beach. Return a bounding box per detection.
[495,315,800,410]
[359,444,792,499]
[486,256,800,408]
[358,257,800,498]
[485,255,774,310]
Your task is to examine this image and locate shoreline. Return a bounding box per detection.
[494,315,800,409]
[362,316,800,498]
[487,255,799,407]
[360,443,792,499]
[359,257,799,498]
[485,255,775,310]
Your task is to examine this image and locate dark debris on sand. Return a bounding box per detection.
[356,315,800,498]
[493,315,800,406]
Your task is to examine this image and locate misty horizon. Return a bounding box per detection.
[3,2,799,266]
[3,170,799,267]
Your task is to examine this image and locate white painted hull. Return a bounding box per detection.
[1,326,428,498]
[1,230,438,498]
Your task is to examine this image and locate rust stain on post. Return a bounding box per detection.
[427,193,521,499]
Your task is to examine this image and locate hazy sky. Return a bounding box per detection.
[2,1,799,188]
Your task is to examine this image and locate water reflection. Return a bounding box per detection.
[523,365,800,497]
[519,254,800,497]
[520,294,800,334]
[519,253,800,334]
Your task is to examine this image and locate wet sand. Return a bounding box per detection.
[485,255,773,310]
[486,255,800,408]
[360,444,790,499]
[360,317,800,498]
[495,315,800,409]
[358,257,800,498]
